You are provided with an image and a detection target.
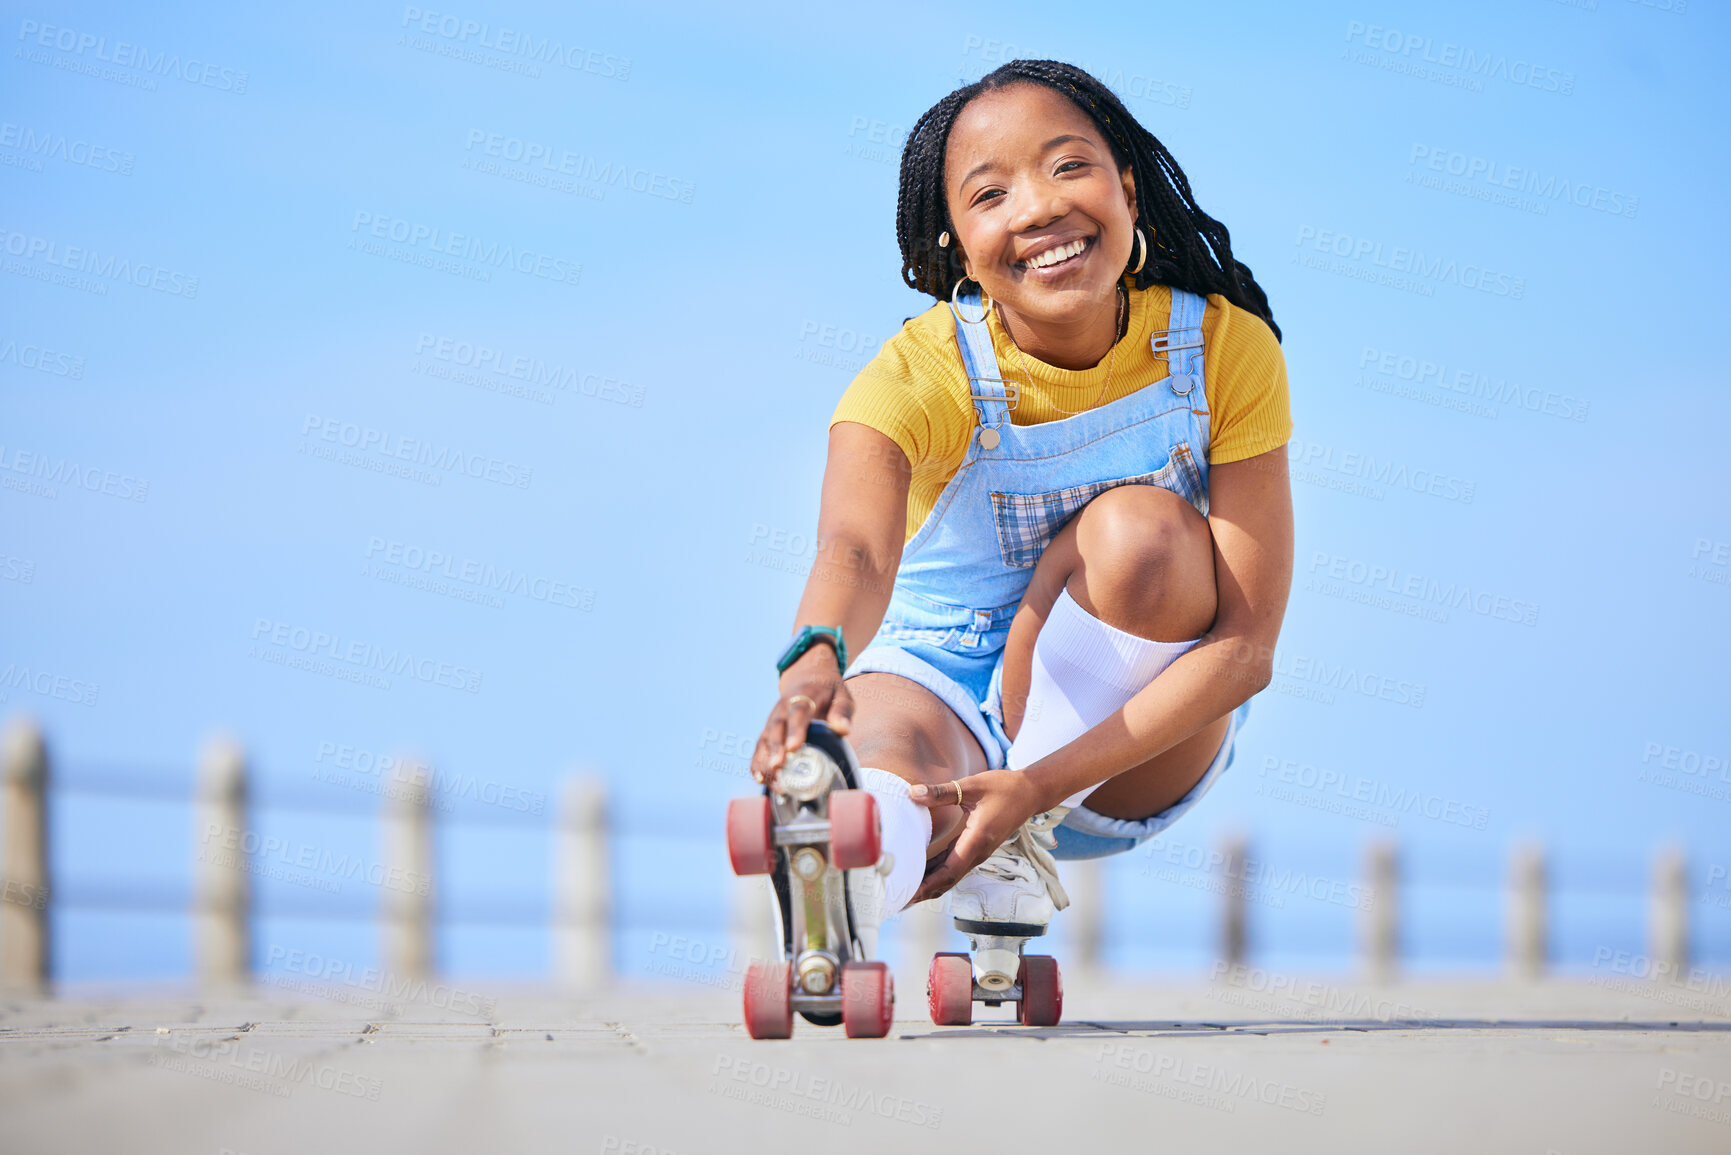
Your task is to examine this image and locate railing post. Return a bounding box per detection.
[555,776,610,992]
[194,736,250,988]
[727,870,781,1004]
[899,897,947,996]
[1650,845,1688,985]
[380,757,435,980]
[1068,858,1105,980]
[1,718,49,995]
[1506,842,1547,980]
[1221,833,1248,969]
[1362,839,1399,983]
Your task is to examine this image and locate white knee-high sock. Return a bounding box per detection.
[1006,587,1201,809]
[856,766,932,917]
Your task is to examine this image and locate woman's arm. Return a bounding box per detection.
[1017,442,1295,809]
[749,420,911,783]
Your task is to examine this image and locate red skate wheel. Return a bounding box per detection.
[828,790,881,870]
[927,952,973,1026]
[743,960,793,1039]
[840,961,893,1038]
[726,797,776,876]
[1016,955,1062,1027]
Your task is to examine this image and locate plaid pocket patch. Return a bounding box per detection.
[989,444,1206,570]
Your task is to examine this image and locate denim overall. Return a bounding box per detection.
[844,283,1253,860]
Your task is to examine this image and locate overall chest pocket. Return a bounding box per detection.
[988,442,1207,570]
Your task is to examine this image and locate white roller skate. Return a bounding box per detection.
[725,720,894,1039]
[927,807,1070,1027]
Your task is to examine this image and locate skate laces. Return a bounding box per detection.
[975,823,1070,912]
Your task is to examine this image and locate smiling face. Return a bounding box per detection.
[943,81,1139,344]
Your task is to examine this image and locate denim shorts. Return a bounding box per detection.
[845,637,1250,861]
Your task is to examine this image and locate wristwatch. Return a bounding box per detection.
[776,625,847,677]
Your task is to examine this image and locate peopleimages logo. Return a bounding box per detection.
[300,415,533,489]
[1358,346,1589,422]
[1294,226,1525,299]
[1287,436,1475,504]
[709,1055,944,1130]
[1258,756,1491,829]
[413,333,644,407]
[349,211,580,287]
[1270,647,1426,709]
[363,536,595,612]
[249,618,483,694]
[398,7,630,80]
[0,122,134,174]
[1308,551,1539,626]
[264,945,496,1017]
[200,823,430,896]
[1093,1042,1327,1116]
[463,130,693,203]
[15,18,250,93]
[0,444,149,501]
[1142,836,1373,910]
[0,662,99,707]
[0,337,85,378]
[1343,21,1575,95]
[1408,145,1637,219]
[313,740,546,815]
[0,227,199,297]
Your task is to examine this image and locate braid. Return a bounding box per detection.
[895,60,1279,342]
[895,89,973,299]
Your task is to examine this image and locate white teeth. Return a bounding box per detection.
[1026,238,1087,269]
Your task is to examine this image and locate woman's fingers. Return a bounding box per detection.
[911,824,994,903]
[752,684,843,785]
[750,712,785,784]
[825,680,854,736]
[781,692,817,758]
[908,780,959,809]
[913,850,968,904]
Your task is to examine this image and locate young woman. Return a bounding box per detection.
[742,59,1293,1029]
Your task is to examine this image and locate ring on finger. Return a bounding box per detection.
[787,694,816,711]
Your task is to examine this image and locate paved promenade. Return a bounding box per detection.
[3,978,1729,1154]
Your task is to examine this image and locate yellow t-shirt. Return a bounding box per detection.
[829,277,1292,544]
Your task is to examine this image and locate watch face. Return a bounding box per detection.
[779,629,813,669]
[779,627,837,673]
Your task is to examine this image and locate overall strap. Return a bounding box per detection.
[1160,287,1213,489]
[1153,287,1207,401]
[950,286,1015,431]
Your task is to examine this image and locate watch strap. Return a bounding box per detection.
[776,626,847,677]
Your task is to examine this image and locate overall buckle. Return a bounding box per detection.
[1150,326,1204,360]
[968,376,1020,410]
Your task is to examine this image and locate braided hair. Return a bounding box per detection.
[896,59,1279,342]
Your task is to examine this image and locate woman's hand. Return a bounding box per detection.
[907,769,1046,903]
[750,646,855,790]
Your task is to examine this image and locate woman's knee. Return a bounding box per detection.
[841,672,982,850]
[1067,484,1216,640]
[846,676,973,772]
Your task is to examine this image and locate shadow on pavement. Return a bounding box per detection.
[896,1017,1731,1040]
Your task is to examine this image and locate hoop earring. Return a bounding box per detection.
[948,277,990,326]
[1130,227,1148,276]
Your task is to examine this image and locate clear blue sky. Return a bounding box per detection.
[3,0,1728,985]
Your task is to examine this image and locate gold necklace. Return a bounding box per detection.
[996,283,1128,418]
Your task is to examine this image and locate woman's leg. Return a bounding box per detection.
[843,670,987,857]
[999,483,1232,821]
